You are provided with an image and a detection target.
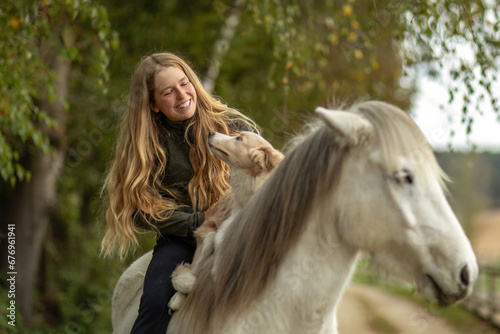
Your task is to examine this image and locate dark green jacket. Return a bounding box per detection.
[134,112,255,240]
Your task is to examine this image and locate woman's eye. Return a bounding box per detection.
[181,81,189,86]
[164,90,173,96]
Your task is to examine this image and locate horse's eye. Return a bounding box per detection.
[235,136,243,141]
[402,169,414,184]
[393,169,414,185]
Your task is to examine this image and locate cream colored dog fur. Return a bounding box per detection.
[169,131,284,310]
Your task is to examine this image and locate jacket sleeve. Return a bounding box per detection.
[134,207,205,238]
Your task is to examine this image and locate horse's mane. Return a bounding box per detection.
[213,122,347,315]
[173,101,445,331]
[174,121,347,331]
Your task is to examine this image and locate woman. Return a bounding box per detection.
[101,52,258,333]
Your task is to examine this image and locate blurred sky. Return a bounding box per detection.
[412,75,500,152]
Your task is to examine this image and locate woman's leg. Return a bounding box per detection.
[131,236,196,334]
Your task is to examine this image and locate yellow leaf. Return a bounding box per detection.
[351,21,359,29]
[348,32,357,41]
[11,18,20,30]
[343,5,353,17]
[371,60,380,70]
[328,33,339,45]
[354,49,363,59]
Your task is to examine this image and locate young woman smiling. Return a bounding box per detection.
[101,52,258,333]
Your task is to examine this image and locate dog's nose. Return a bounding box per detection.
[208,131,215,137]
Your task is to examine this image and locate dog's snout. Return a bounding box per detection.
[460,265,470,287]
[208,131,215,137]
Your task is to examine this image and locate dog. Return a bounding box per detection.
[169,131,284,310]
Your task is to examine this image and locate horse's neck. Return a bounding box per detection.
[228,211,359,334]
[229,170,266,210]
[277,216,359,316]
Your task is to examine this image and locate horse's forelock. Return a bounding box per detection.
[354,101,447,187]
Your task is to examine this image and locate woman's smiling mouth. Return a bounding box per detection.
[176,99,191,110]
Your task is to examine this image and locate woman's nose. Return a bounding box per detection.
[177,88,187,99]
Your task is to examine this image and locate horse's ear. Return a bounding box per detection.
[315,107,373,146]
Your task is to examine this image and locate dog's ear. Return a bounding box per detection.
[264,148,284,171]
[250,147,284,172]
[249,148,267,171]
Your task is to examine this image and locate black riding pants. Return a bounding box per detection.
[131,235,196,334]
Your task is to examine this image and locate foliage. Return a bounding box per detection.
[0,0,118,187]
[212,0,413,147]
[1,0,118,331]
[400,0,500,141]
[0,1,52,186]
[242,0,500,143]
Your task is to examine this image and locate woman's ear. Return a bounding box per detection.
[150,103,160,113]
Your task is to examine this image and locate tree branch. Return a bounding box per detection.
[459,0,478,45]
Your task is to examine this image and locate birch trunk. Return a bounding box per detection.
[203,0,247,94]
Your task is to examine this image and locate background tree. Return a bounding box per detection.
[0,0,117,327]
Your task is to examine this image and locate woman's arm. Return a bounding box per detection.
[134,208,205,238]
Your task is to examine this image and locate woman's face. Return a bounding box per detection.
[151,66,197,121]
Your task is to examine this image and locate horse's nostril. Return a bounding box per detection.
[208,131,215,137]
[460,265,470,287]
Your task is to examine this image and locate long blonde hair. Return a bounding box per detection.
[101,52,258,259]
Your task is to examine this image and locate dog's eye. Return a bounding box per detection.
[235,136,243,141]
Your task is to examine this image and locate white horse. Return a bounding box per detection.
[113,101,478,334]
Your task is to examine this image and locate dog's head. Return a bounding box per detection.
[208,131,283,176]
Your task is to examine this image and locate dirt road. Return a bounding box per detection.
[337,283,457,334]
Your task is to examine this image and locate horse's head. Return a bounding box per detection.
[316,101,478,306]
